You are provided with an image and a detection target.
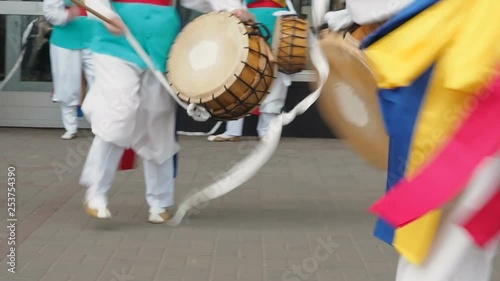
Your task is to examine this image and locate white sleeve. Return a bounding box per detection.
[84,0,119,21]
[207,0,245,11]
[180,0,244,13]
[42,0,70,26]
[324,9,353,31]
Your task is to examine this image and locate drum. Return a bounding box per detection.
[316,27,389,170]
[350,22,385,42]
[167,11,276,121]
[272,15,309,74]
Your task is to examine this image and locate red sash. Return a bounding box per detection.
[66,6,87,16]
[113,0,171,5]
[463,187,500,247]
[78,7,87,16]
[119,149,137,170]
[247,0,284,8]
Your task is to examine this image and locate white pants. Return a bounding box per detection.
[224,72,290,137]
[80,136,175,211]
[395,154,500,281]
[82,54,178,164]
[346,0,414,25]
[225,113,277,137]
[50,44,94,133]
[259,72,290,114]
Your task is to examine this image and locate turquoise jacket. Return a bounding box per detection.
[48,0,95,49]
[246,0,288,44]
[91,3,180,73]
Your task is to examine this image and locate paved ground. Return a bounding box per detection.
[0,128,498,281]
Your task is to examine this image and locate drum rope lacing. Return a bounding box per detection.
[167,0,331,226]
[209,50,274,120]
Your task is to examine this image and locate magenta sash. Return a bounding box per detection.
[463,186,500,247]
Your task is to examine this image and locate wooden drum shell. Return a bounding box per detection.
[273,15,309,74]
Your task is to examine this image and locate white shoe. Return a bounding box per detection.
[207,134,241,142]
[61,131,77,140]
[148,208,170,224]
[83,191,111,219]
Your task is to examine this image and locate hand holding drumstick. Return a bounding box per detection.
[231,9,275,63]
[232,9,257,23]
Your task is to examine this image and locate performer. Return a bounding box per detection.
[79,0,256,223]
[326,0,500,280]
[43,0,95,139]
[205,0,291,142]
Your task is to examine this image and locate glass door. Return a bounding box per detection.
[1,14,6,80]
[0,0,52,92]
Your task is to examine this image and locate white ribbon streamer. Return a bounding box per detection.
[324,9,354,31]
[285,0,298,15]
[311,0,330,29]
[0,19,37,91]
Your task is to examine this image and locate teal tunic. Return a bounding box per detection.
[50,0,94,50]
[91,3,180,73]
[246,0,288,44]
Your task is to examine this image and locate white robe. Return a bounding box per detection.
[82,53,179,164]
[345,0,414,25]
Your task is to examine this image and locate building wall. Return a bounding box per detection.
[0,1,341,139]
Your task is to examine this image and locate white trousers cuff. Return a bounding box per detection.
[257,113,277,137]
[80,136,176,210]
[60,104,78,133]
[144,157,175,210]
[80,135,124,206]
[225,119,244,136]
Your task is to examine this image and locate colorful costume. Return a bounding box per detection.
[326,0,500,280]
[43,0,95,139]
[203,0,291,142]
[81,0,200,223]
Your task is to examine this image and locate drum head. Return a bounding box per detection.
[167,12,249,103]
[317,31,389,170]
